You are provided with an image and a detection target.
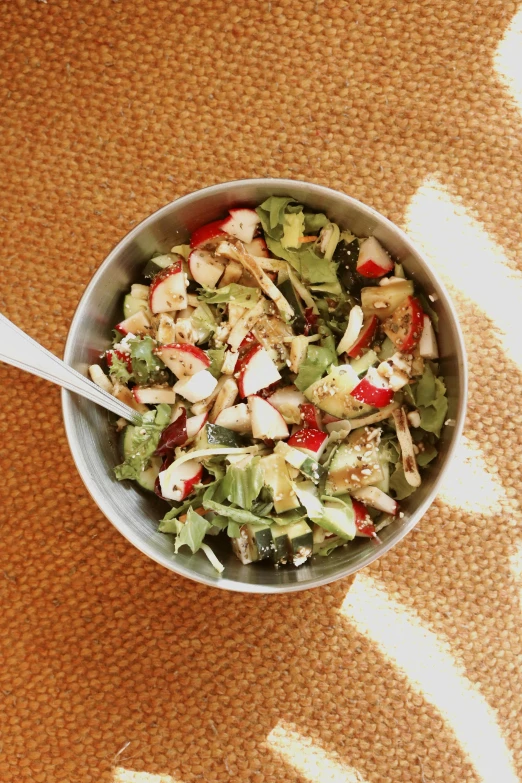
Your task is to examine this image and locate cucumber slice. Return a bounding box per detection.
[123,294,150,319]
[260,453,300,513]
[274,442,326,484]
[304,365,372,420]
[270,525,289,564]
[378,337,396,362]
[350,349,378,376]
[245,524,273,561]
[361,280,414,320]
[121,426,162,492]
[285,520,313,563]
[325,428,383,495]
[195,423,245,450]
[143,253,182,279]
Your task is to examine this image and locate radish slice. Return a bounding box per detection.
[337,305,364,355]
[350,367,394,408]
[219,208,260,244]
[352,486,398,515]
[215,403,252,433]
[149,264,187,314]
[115,310,151,335]
[186,412,208,440]
[419,315,439,359]
[287,428,328,459]
[174,369,218,403]
[159,458,203,501]
[248,395,289,440]
[356,237,394,278]
[188,249,225,289]
[190,219,226,249]
[237,344,281,398]
[157,344,210,378]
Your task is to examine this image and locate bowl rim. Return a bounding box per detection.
[62,177,468,593]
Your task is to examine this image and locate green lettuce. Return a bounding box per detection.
[265,236,338,285]
[114,405,171,481]
[174,507,211,554]
[216,460,263,510]
[282,211,305,249]
[200,284,261,308]
[158,485,209,531]
[191,303,216,340]
[108,353,132,384]
[129,336,166,385]
[294,345,332,392]
[389,463,417,500]
[207,347,226,379]
[227,521,241,538]
[304,212,329,233]
[202,481,269,526]
[413,364,448,437]
[416,444,438,467]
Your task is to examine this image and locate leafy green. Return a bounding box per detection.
[265,236,338,285]
[379,435,400,464]
[174,507,211,554]
[108,353,132,384]
[317,540,344,557]
[227,521,241,538]
[200,284,261,307]
[158,486,209,531]
[294,345,332,392]
[202,481,269,525]
[389,463,417,500]
[218,460,264,510]
[191,303,216,340]
[257,196,299,234]
[416,444,438,467]
[417,293,439,331]
[320,222,341,261]
[304,211,329,233]
[114,405,171,481]
[271,507,308,526]
[282,211,305,249]
[207,347,226,379]
[413,365,448,437]
[201,454,227,480]
[129,336,166,385]
[319,335,338,368]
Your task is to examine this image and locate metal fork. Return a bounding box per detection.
[0,312,141,424]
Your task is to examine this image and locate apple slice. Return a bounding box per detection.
[356,237,394,277]
[419,315,439,359]
[149,263,187,313]
[383,296,424,352]
[186,412,208,440]
[89,365,113,393]
[267,386,307,424]
[237,344,281,398]
[248,395,289,440]
[215,403,252,433]
[352,498,378,538]
[350,367,394,408]
[287,427,328,460]
[346,315,379,358]
[352,486,398,516]
[159,458,203,501]
[299,403,323,430]
[157,343,210,378]
[188,249,225,289]
[173,369,218,403]
[219,208,260,244]
[115,310,151,335]
[132,386,176,405]
[190,219,227,249]
[244,237,269,258]
[336,305,364,355]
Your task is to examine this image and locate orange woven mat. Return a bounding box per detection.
[0,1,521,782]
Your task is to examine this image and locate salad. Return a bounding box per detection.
[89,197,448,573]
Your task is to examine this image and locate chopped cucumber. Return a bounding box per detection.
[274,441,326,484]
[361,280,413,320]
[270,525,290,565]
[325,428,383,495]
[350,349,378,376]
[304,364,372,420]
[195,423,245,450]
[260,453,301,513]
[143,253,181,279]
[378,337,396,362]
[123,293,150,319]
[245,523,273,561]
[285,520,313,562]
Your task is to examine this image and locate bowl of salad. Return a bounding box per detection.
[62,179,466,592]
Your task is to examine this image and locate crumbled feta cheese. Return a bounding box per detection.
[407,410,421,428]
[373,301,388,309]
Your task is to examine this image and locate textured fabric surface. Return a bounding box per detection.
[1,1,521,782]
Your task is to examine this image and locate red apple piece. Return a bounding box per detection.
[287,427,328,460]
[383,296,424,352]
[244,236,269,258]
[350,367,394,408]
[248,395,289,440]
[157,343,210,378]
[219,208,261,244]
[149,263,187,314]
[190,219,226,249]
[186,412,208,440]
[352,498,378,538]
[188,249,225,289]
[173,369,218,403]
[115,310,151,335]
[159,458,203,501]
[237,344,281,398]
[299,403,323,430]
[352,486,398,516]
[132,386,176,405]
[346,315,379,359]
[215,403,252,433]
[356,237,394,278]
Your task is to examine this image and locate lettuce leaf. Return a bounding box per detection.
[129,336,166,385]
[389,463,417,499]
[304,212,329,233]
[414,365,448,437]
[218,459,264,510]
[202,481,269,525]
[282,211,305,249]
[207,347,226,379]
[227,521,241,538]
[174,507,211,554]
[265,236,338,285]
[114,405,171,481]
[108,353,132,384]
[294,345,332,392]
[258,196,299,234]
[416,444,438,467]
[191,303,216,340]
[158,485,208,531]
[200,284,261,307]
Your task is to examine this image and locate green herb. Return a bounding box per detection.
[108,353,132,384]
[114,405,171,481]
[129,336,166,385]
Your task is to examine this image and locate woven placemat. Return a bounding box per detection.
[1,1,521,782]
